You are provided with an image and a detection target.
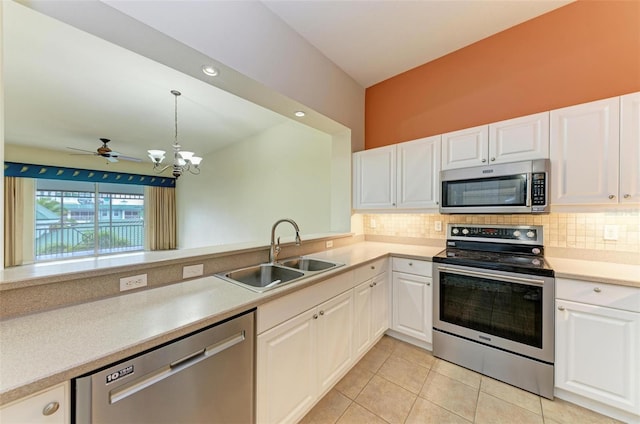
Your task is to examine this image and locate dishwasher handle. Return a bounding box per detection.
[110,330,245,404]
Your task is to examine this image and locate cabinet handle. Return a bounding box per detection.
[557,306,565,311]
[370,266,375,270]
[313,314,318,319]
[392,203,396,206]
[624,194,631,199]
[481,158,487,163]
[490,157,496,162]
[427,282,431,286]
[319,310,325,316]
[42,401,60,416]
[608,194,615,199]
[593,287,602,293]
[373,282,377,286]
[369,283,374,288]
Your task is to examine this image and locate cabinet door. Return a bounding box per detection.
[620,92,640,204]
[550,97,620,205]
[0,382,68,424]
[397,136,441,209]
[257,309,317,424]
[392,272,432,342]
[441,125,488,170]
[353,280,373,357]
[371,272,389,340]
[353,146,396,209]
[489,112,549,164]
[556,300,640,414]
[317,291,354,394]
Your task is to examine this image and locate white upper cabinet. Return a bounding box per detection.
[620,92,640,204]
[489,112,550,164]
[550,96,621,205]
[396,136,441,209]
[441,125,488,170]
[353,145,396,209]
[442,112,549,170]
[353,136,440,210]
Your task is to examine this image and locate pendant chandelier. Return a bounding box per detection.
[147,90,202,178]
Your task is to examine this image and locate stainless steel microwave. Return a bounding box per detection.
[439,159,550,214]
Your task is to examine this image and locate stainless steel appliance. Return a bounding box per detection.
[74,310,255,423]
[433,224,555,399]
[439,159,550,214]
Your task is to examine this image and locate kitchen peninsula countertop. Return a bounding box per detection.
[0,242,442,406]
[1,241,638,406]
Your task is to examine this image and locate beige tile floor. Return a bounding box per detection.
[300,336,622,424]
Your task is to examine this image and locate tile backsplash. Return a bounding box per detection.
[361,212,640,262]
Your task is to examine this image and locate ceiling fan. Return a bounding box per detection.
[67,138,142,163]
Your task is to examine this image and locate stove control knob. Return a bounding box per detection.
[532,259,541,266]
[462,228,469,235]
[527,231,535,238]
[452,228,459,235]
[532,248,541,255]
[513,230,521,237]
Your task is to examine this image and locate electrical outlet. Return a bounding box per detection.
[120,274,147,291]
[603,225,619,241]
[325,240,334,248]
[435,221,442,232]
[183,264,204,279]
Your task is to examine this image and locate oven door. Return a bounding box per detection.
[433,263,554,363]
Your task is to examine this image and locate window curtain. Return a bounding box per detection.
[146,186,177,250]
[4,177,24,267]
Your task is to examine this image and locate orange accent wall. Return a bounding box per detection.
[365,0,640,149]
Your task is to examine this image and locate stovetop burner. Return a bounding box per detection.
[433,224,554,277]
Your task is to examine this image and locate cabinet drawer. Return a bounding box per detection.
[392,257,431,276]
[353,258,388,282]
[556,278,640,312]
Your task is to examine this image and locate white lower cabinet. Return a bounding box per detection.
[257,290,353,424]
[391,258,432,344]
[555,278,640,419]
[256,260,390,424]
[0,382,69,424]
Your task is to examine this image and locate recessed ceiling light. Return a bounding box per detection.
[294,111,306,118]
[202,65,219,77]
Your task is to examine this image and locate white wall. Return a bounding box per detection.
[177,120,332,248]
[21,0,364,151]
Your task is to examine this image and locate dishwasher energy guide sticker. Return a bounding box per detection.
[106,365,134,384]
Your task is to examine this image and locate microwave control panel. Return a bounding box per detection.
[531,172,546,207]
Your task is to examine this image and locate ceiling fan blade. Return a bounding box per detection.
[107,156,119,163]
[68,153,95,156]
[117,155,143,163]
[67,147,96,154]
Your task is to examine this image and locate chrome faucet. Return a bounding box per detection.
[270,218,302,263]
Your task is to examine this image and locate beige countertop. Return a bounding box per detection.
[1,241,637,406]
[0,242,441,406]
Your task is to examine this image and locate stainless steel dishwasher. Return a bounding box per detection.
[74,310,254,423]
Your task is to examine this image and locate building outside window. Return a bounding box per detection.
[35,179,144,261]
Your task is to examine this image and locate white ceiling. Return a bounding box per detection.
[3,0,289,161]
[263,0,573,88]
[4,0,573,161]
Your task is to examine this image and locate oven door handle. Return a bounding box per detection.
[436,266,546,286]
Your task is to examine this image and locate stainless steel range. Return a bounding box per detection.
[432,224,555,399]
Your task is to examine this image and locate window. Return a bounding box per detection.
[35,180,144,261]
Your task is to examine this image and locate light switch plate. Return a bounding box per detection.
[183,264,204,279]
[435,221,442,232]
[325,240,334,248]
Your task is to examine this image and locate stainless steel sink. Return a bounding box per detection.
[220,264,304,292]
[217,256,343,292]
[278,257,339,272]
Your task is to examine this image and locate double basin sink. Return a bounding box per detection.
[216,257,343,292]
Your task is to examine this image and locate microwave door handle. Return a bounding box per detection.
[526,173,532,207]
